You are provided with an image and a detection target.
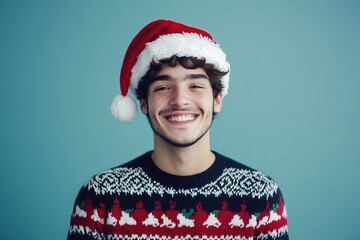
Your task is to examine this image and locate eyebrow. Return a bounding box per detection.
[152,73,209,82]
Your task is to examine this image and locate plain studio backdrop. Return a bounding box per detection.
[1,0,359,239]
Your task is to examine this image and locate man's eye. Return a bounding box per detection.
[191,85,204,89]
[154,86,170,92]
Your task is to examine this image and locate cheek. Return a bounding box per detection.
[202,96,217,109]
[145,98,164,115]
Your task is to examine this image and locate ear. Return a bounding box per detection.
[213,92,223,113]
[140,99,149,115]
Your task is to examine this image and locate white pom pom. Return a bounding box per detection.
[110,95,137,122]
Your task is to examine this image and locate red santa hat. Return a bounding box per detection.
[111,19,230,122]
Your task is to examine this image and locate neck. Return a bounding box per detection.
[152,132,215,176]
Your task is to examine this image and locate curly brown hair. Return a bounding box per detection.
[135,56,228,100]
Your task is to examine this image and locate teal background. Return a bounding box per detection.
[1,0,359,239]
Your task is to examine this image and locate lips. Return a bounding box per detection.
[166,114,197,123]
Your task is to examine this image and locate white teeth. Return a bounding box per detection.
[168,115,195,122]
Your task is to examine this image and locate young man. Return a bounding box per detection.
[67,19,289,240]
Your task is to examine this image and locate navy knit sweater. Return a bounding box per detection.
[67,151,289,239]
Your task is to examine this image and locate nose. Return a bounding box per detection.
[169,86,189,107]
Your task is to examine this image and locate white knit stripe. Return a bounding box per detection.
[85,167,278,199]
[130,33,230,95]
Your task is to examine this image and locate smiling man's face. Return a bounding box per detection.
[140,65,223,148]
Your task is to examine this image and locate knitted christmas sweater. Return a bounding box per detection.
[67,151,289,240]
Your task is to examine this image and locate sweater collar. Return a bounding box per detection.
[140,151,227,189]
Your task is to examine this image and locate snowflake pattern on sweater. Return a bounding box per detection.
[67,151,289,240]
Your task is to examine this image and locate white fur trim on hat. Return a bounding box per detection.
[130,33,230,95]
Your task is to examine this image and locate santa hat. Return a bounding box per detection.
[111,19,230,122]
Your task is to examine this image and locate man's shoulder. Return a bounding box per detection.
[214,151,266,174]
[113,151,152,169]
[214,152,280,198]
[82,151,151,194]
[95,151,149,173]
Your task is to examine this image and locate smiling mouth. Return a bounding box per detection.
[167,114,197,123]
